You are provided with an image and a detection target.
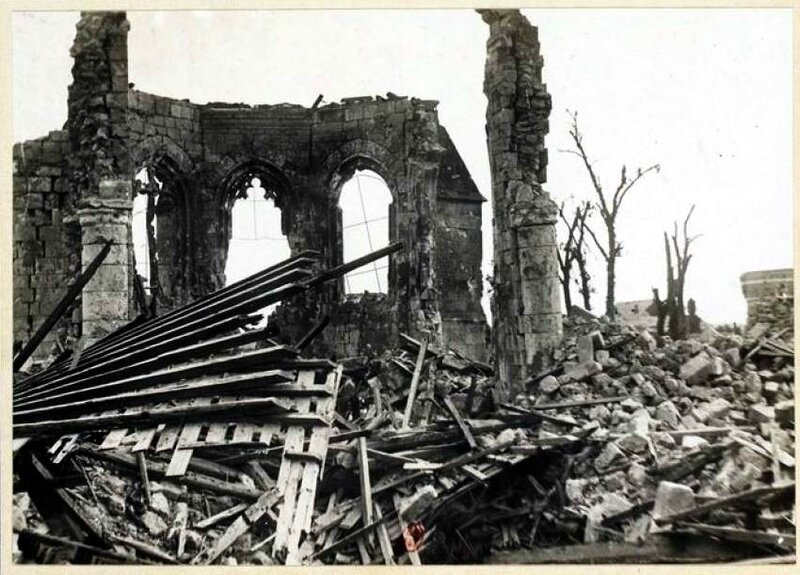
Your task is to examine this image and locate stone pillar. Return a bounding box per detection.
[481,9,562,396]
[77,181,135,344]
[406,158,443,347]
[398,100,446,347]
[67,12,135,344]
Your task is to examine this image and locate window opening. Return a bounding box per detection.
[132,167,161,295]
[339,169,392,294]
[225,176,291,319]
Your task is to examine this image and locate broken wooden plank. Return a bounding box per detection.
[132,427,158,452]
[245,461,276,491]
[358,436,375,529]
[15,529,139,564]
[99,428,128,450]
[194,502,249,530]
[273,391,311,555]
[111,534,178,564]
[15,396,291,437]
[401,337,428,429]
[136,452,152,506]
[78,446,261,500]
[442,395,477,449]
[374,501,396,565]
[191,489,282,565]
[654,482,795,525]
[677,522,796,550]
[394,493,421,566]
[13,240,112,372]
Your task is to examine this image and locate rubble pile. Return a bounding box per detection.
[12,253,795,564]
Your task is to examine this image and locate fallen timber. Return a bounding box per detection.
[11,251,796,565]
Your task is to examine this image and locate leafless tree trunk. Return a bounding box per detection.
[557,201,593,314]
[563,110,660,320]
[573,203,593,311]
[661,205,700,340]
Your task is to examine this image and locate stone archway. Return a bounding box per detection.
[216,159,295,288]
[130,139,194,309]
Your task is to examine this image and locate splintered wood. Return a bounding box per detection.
[273,367,342,564]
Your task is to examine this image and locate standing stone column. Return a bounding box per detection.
[481,9,562,397]
[77,181,135,343]
[67,12,135,343]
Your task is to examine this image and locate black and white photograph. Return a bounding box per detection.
[5,4,796,567]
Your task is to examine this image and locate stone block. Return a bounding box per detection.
[82,290,131,320]
[538,375,559,394]
[681,435,709,449]
[652,481,694,521]
[617,433,648,453]
[577,334,594,363]
[774,400,794,426]
[706,397,732,420]
[562,360,602,383]
[679,351,714,385]
[748,403,775,425]
[638,329,657,351]
[655,400,682,428]
[594,441,625,471]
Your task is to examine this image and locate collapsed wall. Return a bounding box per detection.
[741,269,794,334]
[481,10,563,395]
[12,11,489,365]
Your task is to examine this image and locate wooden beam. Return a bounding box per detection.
[654,482,795,525]
[357,436,375,546]
[13,240,112,372]
[136,452,152,506]
[193,502,249,530]
[677,522,795,550]
[191,489,282,564]
[401,337,428,429]
[442,395,477,449]
[77,447,261,500]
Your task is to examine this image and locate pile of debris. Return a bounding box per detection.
[308,316,795,564]
[12,254,795,564]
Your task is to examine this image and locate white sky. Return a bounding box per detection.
[12,9,793,325]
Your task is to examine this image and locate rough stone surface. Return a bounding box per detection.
[748,403,775,424]
[679,352,714,385]
[652,481,695,521]
[13,10,490,363]
[654,400,682,428]
[481,9,562,395]
[594,441,625,470]
[141,510,168,536]
[538,375,560,394]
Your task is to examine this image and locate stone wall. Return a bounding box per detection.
[741,269,794,333]
[481,9,562,395]
[12,10,489,364]
[328,294,396,359]
[67,11,136,344]
[12,132,81,363]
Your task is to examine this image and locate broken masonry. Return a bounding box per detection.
[13,10,490,368]
[11,8,795,567]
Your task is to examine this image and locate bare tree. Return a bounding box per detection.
[572,204,593,311]
[557,201,593,313]
[563,110,660,319]
[556,203,578,312]
[655,205,700,341]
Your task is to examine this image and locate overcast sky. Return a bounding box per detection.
[12,9,793,325]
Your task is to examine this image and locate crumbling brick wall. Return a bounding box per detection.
[12,132,81,362]
[481,9,563,394]
[741,269,794,333]
[13,10,489,363]
[67,11,136,344]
